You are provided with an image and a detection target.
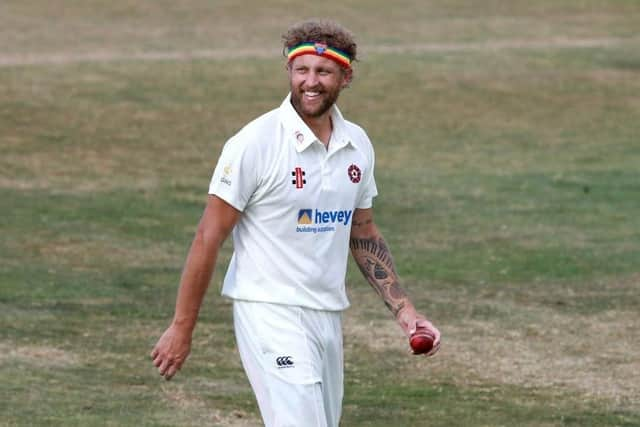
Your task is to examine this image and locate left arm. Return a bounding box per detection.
[349,208,440,355]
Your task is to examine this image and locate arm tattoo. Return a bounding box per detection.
[351,217,373,228]
[350,236,409,317]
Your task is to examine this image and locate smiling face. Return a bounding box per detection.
[288,54,352,123]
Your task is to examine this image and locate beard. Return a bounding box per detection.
[290,84,341,120]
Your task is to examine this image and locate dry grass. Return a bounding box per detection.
[345,276,640,411]
[0,343,81,368]
[3,231,182,274]
[2,0,638,57]
[2,1,639,425]
[2,37,638,67]
[158,383,259,427]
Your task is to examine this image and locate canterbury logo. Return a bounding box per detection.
[276,356,294,368]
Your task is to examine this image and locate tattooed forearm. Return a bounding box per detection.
[351,217,373,228]
[350,236,409,317]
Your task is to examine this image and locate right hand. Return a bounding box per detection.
[396,306,441,357]
[150,324,192,380]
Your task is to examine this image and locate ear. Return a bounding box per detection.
[341,68,353,88]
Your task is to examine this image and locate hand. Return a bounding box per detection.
[150,324,192,380]
[396,306,441,357]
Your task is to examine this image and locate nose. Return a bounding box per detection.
[304,70,320,88]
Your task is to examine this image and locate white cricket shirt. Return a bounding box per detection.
[209,94,378,311]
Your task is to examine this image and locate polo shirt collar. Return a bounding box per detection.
[280,93,353,153]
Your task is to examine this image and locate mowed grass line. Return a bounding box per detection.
[2,24,640,427]
[2,0,640,56]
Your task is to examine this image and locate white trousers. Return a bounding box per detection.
[233,300,344,427]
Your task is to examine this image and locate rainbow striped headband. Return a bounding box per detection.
[287,42,352,69]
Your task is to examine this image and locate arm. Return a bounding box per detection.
[151,195,241,379]
[349,208,440,356]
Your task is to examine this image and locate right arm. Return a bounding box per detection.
[150,195,241,380]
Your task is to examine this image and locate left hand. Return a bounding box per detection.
[150,323,193,380]
[396,306,441,357]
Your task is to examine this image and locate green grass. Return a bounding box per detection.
[2,1,640,426]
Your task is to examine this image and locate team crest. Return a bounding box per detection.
[348,164,361,183]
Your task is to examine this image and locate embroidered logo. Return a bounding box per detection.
[348,164,361,183]
[314,42,327,55]
[292,167,306,189]
[276,356,294,368]
[220,164,232,186]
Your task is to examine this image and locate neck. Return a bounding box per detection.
[289,97,335,147]
[304,114,333,147]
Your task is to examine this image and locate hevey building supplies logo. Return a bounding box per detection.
[296,208,353,233]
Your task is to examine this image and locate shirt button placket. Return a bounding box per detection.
[321,158,331,191]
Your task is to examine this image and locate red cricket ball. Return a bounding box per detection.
[410,329,435,354]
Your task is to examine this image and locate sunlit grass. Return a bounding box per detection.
[1,1,639,426]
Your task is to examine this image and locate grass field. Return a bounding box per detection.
[1,1,639,426]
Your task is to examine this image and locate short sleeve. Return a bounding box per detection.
[356,136,378,209]
[208,136,259,212]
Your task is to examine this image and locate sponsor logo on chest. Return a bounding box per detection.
[296,208,353,233]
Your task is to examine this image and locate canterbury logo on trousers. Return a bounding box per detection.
[276,356,294,368]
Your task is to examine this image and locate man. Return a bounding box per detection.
[151,19,441,427]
